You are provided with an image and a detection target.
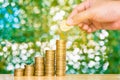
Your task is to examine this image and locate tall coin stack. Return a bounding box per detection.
[35,57,44,76]
[24,65,34,76]
[14,68,24,76]
[56,40,66,76]
[45,50,55,76]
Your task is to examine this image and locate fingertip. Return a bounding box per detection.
[83,24,89,30]
[87,28,92,33]
[66,19,74,26]
[78,23,83,27]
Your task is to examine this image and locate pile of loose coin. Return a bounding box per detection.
[14,40,66,77]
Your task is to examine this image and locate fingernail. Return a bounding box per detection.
[66,19,73,26]
[87,28,92,33]
[78,23,83,27]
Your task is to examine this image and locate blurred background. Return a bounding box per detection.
[0,0,120,74]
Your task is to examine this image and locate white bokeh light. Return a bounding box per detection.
[3,47,8,52]
[103,62,109,70]
[88,61,96,68]
[7,63,14,71]
[95,56,101,61]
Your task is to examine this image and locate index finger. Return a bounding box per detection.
[68,1,90,19]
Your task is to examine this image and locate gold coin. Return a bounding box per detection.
[45,57,55,60]
[56,46,66,48]
[45,66,55,68]
[56,71,66,74]
[35,65,44,68]
[59,20,73,32]
[24,72,34,75]
[35,72,44,76]
[56,73,66,76]
[56,64,66,66]
[56,52,66,57]
[45,60,55,63]
[56,60,66,62]
[56,67,66,69]
[56,56,66,58]
[45,67,55,69]
[14,73,24,76]
[56,47,66,49]
[56,44,66,46]
[35,56,44,60]
[14,72,24,76]
[35,71,44,72]
[56,62,66,65]
[45,74,54,76]
[45,62,55,65]
[35,57,44,63]
[35,62,44,64]
[14,68,24,72]
[45,70,55,72]
[35,63,44,66]
[56,52,66,54]
[45,54,55,56]
[35,68,44,70]
[56,44,66,47]
[56,51,66,53]
[25,65,34,67]
[35,71,44,73]
[45,72,55,74]
[56,49,66,51]
[45,54,55,57]
[56,40,66,43]
[46,50,55,53]
[56,64,66,68]
[56,67,66,70]
[56,70,66,73]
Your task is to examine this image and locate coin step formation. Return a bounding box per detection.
[14,40,66,76]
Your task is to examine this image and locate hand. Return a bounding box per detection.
[67,0,120,33]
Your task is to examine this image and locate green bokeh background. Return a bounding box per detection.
[0,0,120,74]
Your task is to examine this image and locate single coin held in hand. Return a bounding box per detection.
[60,20,73,32]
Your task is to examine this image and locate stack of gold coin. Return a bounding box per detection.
[24,65,34,76]
[14,68,24,76]
[35,57,44,76]
[45,50,55,76]
[56,40,66,76]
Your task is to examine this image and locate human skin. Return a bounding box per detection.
[67,0,120,33]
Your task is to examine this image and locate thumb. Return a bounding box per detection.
[67,9,93,26]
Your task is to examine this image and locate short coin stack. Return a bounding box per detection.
[56,40,66,76]
[35,57,44,76]
[24,65,34,76]
[14,68,24,76]
[45,50,55,76]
